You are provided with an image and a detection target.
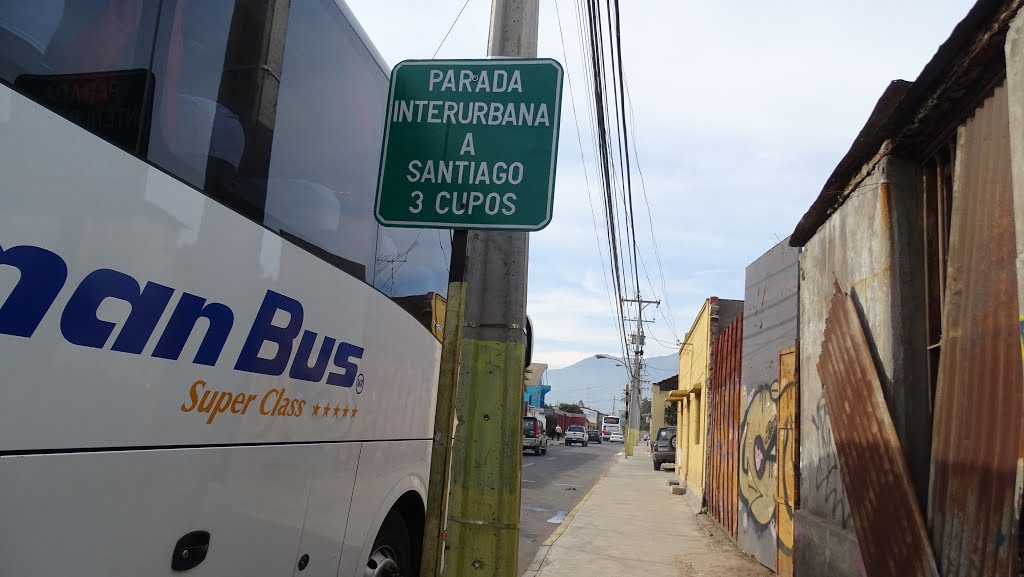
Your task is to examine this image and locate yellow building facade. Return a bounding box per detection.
[667,297,744,500]
[669,299,712,496]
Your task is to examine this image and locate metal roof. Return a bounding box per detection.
[523,362,548,389]
[652,375,678,390]
[790,0,1022,246]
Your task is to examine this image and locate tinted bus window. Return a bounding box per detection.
[374,228,451,300]
[0,0,160,151]
[147,0,387,283]
[1,0,450,319]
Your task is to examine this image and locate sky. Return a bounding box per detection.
[346,0,976,369]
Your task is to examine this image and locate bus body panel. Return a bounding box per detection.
[0,86,440,452]
[338,440,430,577]
[0,445,325,576]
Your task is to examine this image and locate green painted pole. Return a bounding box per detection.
[441,227,532,577]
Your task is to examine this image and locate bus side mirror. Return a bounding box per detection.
[524,315,533,369]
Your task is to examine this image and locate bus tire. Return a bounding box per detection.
[368,509,413,577]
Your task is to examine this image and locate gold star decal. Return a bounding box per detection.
[332,405,341,417]
[322,403,330,418]
[312,402,321,416]
[351,407,358,418]
[341,406,350,417]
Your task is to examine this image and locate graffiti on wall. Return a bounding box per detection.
[811,397,852,528]
[739,381,779,529]
[739,239,799,570]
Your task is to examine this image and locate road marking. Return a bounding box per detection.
[524,462,535,467]
[546,511,567,524]
[522,479,535,483]
[553,483,576,488]
[546,457,556,460]
[523,505,550,513]
[542,475,607,546]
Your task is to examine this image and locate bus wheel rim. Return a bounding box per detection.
[366,546,401,577]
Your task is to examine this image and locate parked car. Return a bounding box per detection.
[523,416,548,455]
[609,432,624,443]
[652,426,677,470]
[587,429,602,444]
[564,425,588,446]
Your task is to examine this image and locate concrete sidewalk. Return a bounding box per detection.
[523,448,772,577]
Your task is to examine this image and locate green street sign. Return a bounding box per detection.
[375,58,563,231]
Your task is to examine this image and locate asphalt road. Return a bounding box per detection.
[517,438,625,574]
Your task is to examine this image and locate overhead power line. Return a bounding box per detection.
[432,0,473,58]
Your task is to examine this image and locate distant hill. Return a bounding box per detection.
[545,353,678,414]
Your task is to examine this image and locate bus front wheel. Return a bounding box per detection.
[367,509,413,577]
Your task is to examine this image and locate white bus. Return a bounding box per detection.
[0,2,449,576]
[601,415,622,440]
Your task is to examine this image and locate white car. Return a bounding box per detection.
[609,432,624,443]
[564,425,588,446]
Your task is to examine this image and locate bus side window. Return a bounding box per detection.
[147,0,386,285]
[147,0,249,210]
[0,1,65,80]
[0,0,160,153]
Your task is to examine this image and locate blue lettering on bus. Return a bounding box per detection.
[234,290,304,376]
[0,243,364,384]
[0,244,67,337]
[152,293,234,366]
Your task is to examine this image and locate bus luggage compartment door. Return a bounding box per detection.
[0,444,351,576]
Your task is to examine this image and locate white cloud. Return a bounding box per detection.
[345,0,976,367]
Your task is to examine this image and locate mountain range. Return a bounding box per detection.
[544,353,678,414]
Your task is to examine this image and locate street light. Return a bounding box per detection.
[594,353,641,457]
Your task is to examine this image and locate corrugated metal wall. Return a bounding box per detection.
[929,82,1024,577]
[707,314,743,539]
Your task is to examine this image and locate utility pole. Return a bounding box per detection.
[435,2,538,577]
[620,297,658,457]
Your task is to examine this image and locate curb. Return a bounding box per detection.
[522,469,610,577]
[542,474,605,546]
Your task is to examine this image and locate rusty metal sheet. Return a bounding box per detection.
[818,281,939,577]
[707,314,742,539]
[930,82,1023,577]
